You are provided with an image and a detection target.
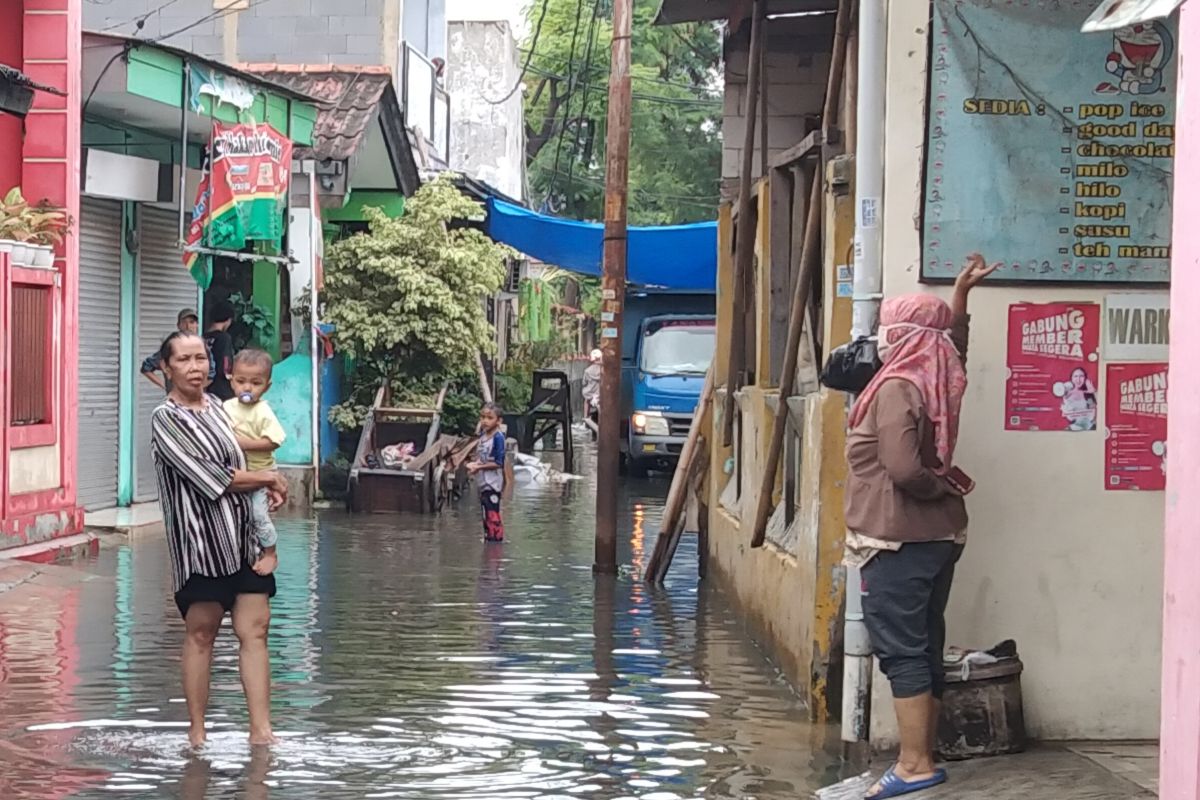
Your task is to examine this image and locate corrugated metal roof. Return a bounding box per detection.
[241,65,393,162]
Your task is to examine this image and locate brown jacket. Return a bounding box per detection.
[843,314,969,543]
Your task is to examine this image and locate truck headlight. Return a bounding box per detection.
[632,411,670,436]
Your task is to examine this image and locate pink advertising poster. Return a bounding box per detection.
[1105,363,1168,492]
[1005,303,1100,432]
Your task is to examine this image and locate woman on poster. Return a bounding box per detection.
[1057,367,1097,431]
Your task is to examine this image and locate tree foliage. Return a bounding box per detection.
[522,0,722,225]
[323,176,513,429]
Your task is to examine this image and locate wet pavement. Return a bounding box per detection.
[0,472,846,799]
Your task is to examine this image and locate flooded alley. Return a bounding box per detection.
[0,472,843,799]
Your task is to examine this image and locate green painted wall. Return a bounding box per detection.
[117,203,137,505]
[123,45,315,146]
[266,352,314,466]
[84,117,204,168]
[252,261,282,360]
[323,190,406,223]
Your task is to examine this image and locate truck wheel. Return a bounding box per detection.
[627,457,651,478]
[618,453,629,476]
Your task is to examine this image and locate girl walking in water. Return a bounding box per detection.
[468,402,507,542]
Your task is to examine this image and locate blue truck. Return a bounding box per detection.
[618,290,716,477]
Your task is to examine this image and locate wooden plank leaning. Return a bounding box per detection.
[645,366,714,583]
[749,0,852,548]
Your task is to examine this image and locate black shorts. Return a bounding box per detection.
[174,563,276,620]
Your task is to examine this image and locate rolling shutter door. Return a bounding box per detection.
[134,206,200,501]
[77,197,124,511]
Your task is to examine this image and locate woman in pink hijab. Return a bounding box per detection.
[845,253,997,799]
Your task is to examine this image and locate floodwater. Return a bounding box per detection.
[0,463,844,798]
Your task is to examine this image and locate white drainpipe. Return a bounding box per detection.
[843,0,887,746]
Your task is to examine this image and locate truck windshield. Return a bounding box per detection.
[640,322,715,375]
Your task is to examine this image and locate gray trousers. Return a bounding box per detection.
[861,541,963,699]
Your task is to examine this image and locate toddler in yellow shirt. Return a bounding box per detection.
[224,349,287,574]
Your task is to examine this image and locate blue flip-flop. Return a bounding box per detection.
[865,765,947,799]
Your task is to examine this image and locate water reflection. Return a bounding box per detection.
[0,469,844,798]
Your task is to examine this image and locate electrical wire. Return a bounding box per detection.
[522,63,720,106]
[562,0,604,205]
[82,47,131,118]
[485,0,552,105]
[518,44,720,93]
[152,0,275,44]
[100,0,184,33]
[546,0,590,200]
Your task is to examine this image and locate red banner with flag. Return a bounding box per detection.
[183,121,293,286]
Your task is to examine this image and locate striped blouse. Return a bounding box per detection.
[151,394,253,592]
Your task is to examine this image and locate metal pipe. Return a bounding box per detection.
[308,168,321,492]
[178,61,191,244]
[842,0,888,746]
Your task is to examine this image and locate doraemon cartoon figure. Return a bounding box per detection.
[1096,21,1174,95]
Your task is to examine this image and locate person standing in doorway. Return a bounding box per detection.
[141,308,213,391]
[203,300,237,401]
[150,331,287,748]
[468,402,507,543]
[845,254,997,799]
[582,348,602,418]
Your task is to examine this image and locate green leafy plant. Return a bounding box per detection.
[228,291,276,351]
[522,0,721,224]
[0,188,72,245]
[323,175,513,430]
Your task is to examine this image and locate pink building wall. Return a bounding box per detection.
[1161,2,1200,795]
[0,0,83,546]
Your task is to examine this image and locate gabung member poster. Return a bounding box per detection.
[1005,303,1100,431]
[1105,362,1168,491]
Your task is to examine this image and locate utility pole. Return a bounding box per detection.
[593,0,633,574]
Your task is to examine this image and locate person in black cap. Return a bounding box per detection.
[203,300,238,401]
[141,307,214,392]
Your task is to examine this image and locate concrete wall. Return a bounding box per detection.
[9,445,61,496]
[83,0,402,66]
[870,0,1165,741]
[447,20,524,201]
[721,15,832,199]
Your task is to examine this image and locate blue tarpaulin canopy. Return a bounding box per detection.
[485,198,717,292]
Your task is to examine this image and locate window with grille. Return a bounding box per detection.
[10,284,52,426]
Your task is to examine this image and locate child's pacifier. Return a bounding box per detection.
[238,392,255,404]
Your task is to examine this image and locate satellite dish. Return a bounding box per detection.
[1082,0,1186,32]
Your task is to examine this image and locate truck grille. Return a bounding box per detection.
[666,413,693,437]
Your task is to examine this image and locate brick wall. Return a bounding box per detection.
[721,14,833,199]
[82,0,391,64]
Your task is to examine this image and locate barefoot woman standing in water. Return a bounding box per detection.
[151,332,288,747]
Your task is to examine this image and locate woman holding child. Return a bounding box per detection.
[150,331,288,748]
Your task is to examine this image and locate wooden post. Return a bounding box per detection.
[644,368,714,582]
[759,26,769,178]
[749,0,852,548]
[723,0,763,447]
[594,0,633,575]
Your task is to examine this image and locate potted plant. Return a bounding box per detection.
[0,187,29,265]
[0,189,71,267]
[27,200,70,267]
